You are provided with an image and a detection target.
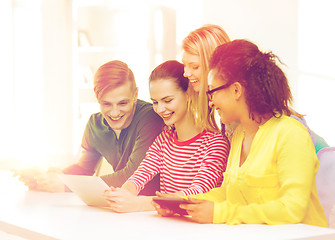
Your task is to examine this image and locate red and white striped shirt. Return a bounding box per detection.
[126,129,229,196]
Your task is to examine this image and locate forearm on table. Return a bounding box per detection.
[181,171,223,196]
[121,181,138,195]
[136,196,155,211]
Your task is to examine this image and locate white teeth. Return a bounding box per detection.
[189,79,198,83]
[162,113,172,118]
[110,116,122,121]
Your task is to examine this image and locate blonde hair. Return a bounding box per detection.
[182,24,230,132]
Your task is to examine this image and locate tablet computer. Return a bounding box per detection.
[58,174,110,207]
[152,196,192,215]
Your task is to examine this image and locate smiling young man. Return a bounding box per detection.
[15,60,164,195]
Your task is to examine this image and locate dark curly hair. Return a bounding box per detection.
[209,39,293,122]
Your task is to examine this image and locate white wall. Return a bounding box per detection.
[0,0,75,169]
[201,0,299,96]
[296,0,335,146]
[41,0,74,167]
[200,0,335,146]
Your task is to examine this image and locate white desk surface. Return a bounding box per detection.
[1,170,335,240]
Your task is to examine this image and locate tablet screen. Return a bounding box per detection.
[58,174,110,207]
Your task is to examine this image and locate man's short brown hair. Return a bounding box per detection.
[94,60,136,101]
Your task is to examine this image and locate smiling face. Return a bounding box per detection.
[149,78,188,127]
[99,81,138,130]
[182,52,202,92]
[208,70,238,124]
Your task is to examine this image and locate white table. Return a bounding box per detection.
[1,170,335,240]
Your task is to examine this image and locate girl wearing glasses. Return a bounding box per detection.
[103,60,229,212]
[155,40,327,227]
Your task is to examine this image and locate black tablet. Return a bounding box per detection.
[152,196,192,215]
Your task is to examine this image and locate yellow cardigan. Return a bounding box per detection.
[192,115,328,227]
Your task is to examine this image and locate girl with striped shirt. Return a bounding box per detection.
[103,60,229,212]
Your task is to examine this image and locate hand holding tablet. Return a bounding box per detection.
[152,196,192,215]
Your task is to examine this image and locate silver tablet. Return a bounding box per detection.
[58,174,110,207]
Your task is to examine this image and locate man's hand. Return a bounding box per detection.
[34,168,66,192]
[13,167,66,192]
[13,167,42,190]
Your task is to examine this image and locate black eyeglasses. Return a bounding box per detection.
[206,82,233,101]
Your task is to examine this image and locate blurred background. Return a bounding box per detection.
[0,0,334,169]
